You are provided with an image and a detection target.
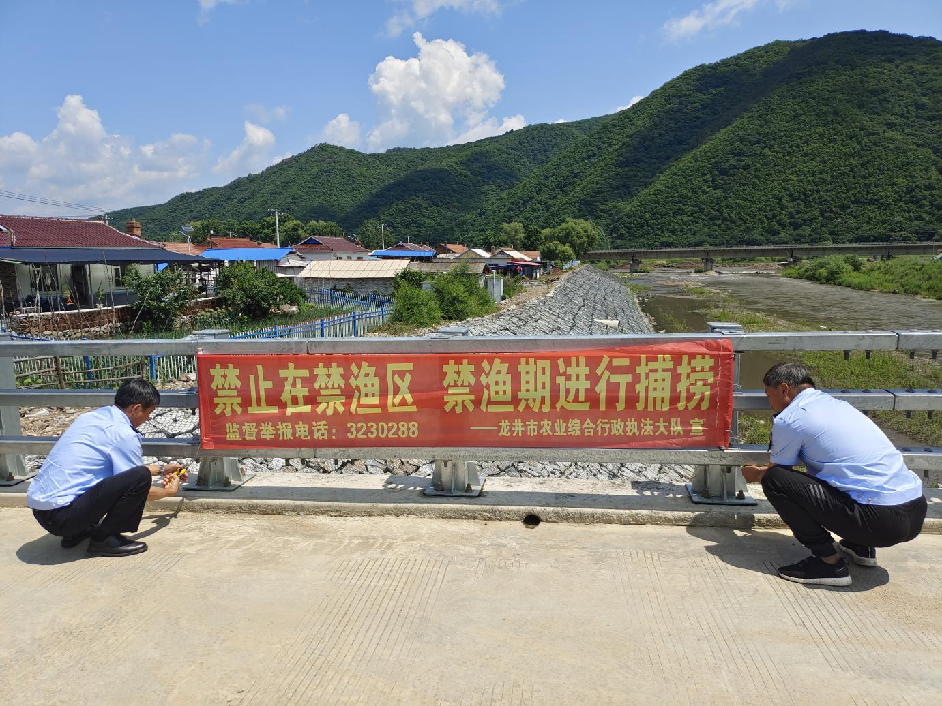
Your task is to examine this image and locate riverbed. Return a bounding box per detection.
[631,269,942,449]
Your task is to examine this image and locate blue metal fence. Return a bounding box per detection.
[11,287,393,385]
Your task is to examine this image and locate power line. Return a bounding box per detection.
[0,189,106,214]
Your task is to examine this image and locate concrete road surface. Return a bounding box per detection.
[2,508,940,706]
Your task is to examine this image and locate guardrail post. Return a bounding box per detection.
[423,325,485,497]
[182,331,254,492]
[687,323,755,506]
[0,337,31,486]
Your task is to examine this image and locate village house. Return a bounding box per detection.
[292,235,372,261]
[0,215,205,313]
[294,259,408,297]
[434,243,468,258]
[371,241,436,261]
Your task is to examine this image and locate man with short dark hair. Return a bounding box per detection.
[27,378,185,557]
[742,362,927,586]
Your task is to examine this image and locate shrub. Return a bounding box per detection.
[123,267,195,332]
[390,284,442,326]
[215,262,306,320]
[432,265,495,320]
[502,275,523,299]
[393,269,425,291]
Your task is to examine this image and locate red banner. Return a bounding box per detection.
[197,340,734,450]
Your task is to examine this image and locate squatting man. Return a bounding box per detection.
[27,379,186,557]
[741,362,927,586]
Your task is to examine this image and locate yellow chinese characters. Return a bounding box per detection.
[676,355,716,411]
[210,363,242,416]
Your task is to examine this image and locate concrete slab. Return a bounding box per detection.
[2,473,940,533]
[1,509,941,705]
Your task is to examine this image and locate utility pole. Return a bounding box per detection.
[380,222,386,249]
[268,209,281,248]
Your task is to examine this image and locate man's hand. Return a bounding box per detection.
[741,464,770,483]
[162,474,182,496]
[160,463,188,488]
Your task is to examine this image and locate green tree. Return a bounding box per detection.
[123,267,195,331]
[356,219,384,250]
[541,240,576,263]
[306,220,344,238]
[215,262,305,319]
[541,218,598,257]
[500,222,526,249]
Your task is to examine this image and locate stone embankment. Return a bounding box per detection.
[23,267,691,486]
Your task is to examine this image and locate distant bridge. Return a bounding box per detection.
[584,242,941,271]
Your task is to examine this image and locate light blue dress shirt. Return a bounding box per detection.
[27,405,145,511]
[769,388,923,506]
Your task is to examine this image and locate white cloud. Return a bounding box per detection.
[320,113,362,149]
[213,121,276,176]
[365,32,524,151]
[554,119,568,124]
[385,0,502,37]
[0,95,211,214]
[270,152,292,166]
[449,114,524,144]
[0,132,39,171]
[663,0,759,40]
[198,0,240,24]
[616,95,647,111]
[245,103,289,124]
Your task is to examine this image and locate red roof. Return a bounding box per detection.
[161,242,208,256]
[0,215,159,249]
[207,236,262,249]
[296,236,368,253]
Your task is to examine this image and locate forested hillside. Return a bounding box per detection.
[110,30,942,248]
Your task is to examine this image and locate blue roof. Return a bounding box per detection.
[201,247,293,261]
[372,249,436,258]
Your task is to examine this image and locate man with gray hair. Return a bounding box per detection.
[742,362,927,586]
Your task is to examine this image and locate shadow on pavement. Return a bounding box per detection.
[16,533,90,565]
[686,522,890,592]
[133,499,185,541]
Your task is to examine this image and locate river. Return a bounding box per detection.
[630,269,942,448]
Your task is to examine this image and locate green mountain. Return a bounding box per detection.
[110,30,942,248]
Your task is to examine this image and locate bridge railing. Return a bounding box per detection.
[0,331,940,501]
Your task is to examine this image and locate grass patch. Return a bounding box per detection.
[783,255,942,300]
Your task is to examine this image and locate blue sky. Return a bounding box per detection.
[1,0,940,217]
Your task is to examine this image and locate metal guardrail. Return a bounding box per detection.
[0,331,940,495]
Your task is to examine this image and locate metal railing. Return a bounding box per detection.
[0,330,940,497]
[230,308,389,340]
[304,287,392,311]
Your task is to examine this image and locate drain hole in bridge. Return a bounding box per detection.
[523,514,541,529]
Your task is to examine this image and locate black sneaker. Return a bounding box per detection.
[778,555,851,586]
[838,539,878,567]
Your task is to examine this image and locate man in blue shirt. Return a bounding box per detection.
[742,363,927,586]
[28,378,185,557]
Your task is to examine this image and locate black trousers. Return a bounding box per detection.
[32,465,152,542]
[761,465,927,557]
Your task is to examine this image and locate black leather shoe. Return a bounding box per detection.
[61,527,94,549]
[87,534,147,557]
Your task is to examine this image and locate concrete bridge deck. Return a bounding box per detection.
[2,477,942,705]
